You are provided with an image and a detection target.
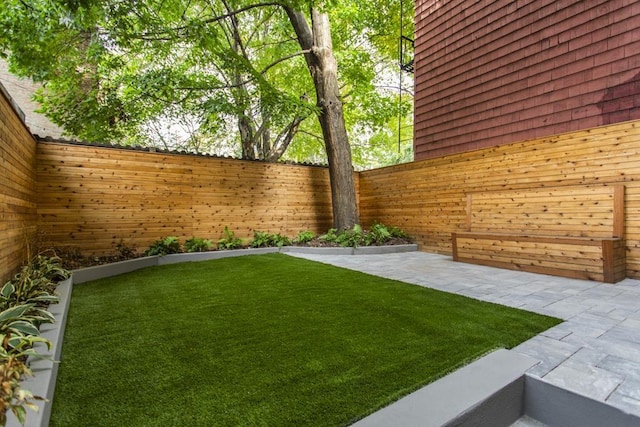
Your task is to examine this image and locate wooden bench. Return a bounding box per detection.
[452,185,626,283]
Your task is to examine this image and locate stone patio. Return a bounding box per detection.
[287,251,640,417]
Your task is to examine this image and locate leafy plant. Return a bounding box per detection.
[389,226,409,239]
[29,255,69,284]
[250,231,272,248]
[250,232,291,248]
[184,237,213,253]
[293,230,315,244]
[217,227,243,250]
[0,256,65,312]
[269,234,291,248]
[0,354,45,426]
[145,237,181,256]
[319,228,339,243]
[0,254,62,426]
[335,224,367,248]
[0,304,54,426]
[368,223,392,245]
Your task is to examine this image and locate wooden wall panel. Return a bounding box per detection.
[359,119,640,279]
[36,143,335,255]
[0,86,37,283]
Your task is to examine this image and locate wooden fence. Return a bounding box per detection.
[0,86,37,283]
[359,119,640,278]
[3,85,640,281]
[37,142,339,255]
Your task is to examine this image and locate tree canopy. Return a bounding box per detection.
[0,0,413,169]
[1,0,413,228]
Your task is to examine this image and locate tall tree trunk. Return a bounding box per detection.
[284,6,359,230]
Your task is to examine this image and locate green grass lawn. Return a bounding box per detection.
[50,253,560,426]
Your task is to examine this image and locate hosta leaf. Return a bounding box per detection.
[9,321,40,337]
[12,405,26,424]
[1,282,15,298]
[24,401,40,412]
[0,304,34,322]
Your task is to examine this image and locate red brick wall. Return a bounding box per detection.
[414,0,640,160]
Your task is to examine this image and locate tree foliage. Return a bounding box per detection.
[0,0,412,168]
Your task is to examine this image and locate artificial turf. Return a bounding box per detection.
[50,253,561,426]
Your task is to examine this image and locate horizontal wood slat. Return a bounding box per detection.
[0,89,37,283]
[452,184,625,282]
[360,119,640,280]
[36,142,337,256]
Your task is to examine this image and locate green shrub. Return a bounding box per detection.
[250,232,291,248]
[335,225,367,248]
[184,237,213,253]
[368,223,392,245]
[389,226,409,239]
[145,237,181,256]
[0,305,54,426]
[0,256,65,313]
[270,233,291,248]
[0,252,64,426]
[0,343,48,426]
[319,228,339,243]
[218,227,243,250]
[250,231,272,248]
[294,230,316,244]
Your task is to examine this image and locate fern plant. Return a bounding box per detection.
[293,230,315,244]
[217,227,243,250]
[184,237,213,253]
[250,231,272,248]
[145,237,181,256]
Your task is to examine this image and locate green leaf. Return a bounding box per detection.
[12,405,27,424]
[10,321,40,337]
[0,304,34,323]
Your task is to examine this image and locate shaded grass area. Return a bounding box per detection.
[51,254,560,426]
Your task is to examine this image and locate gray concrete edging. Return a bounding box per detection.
[352,349,539,427]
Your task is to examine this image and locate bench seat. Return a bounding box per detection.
[452,232,625,283]
[452,185,626,283]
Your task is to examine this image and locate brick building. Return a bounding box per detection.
[413,0,640,160]
[0,59,66,139]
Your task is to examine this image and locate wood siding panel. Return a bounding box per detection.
[413,0,640,160]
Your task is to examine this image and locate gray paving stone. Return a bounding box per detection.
[598,356,640,382]
[543,364,623,401]
[568,335,640,365]
[605,392,640,417]
[564,347,609,367]
[541,325,573,340]
[601,325,640,346]
[567,312,621,330]
[514,336,578,377]
[616,378,640,401]
[542,300,591,318]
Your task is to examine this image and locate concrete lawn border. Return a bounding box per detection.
[8,244,417,426]
[353,349,640,427]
